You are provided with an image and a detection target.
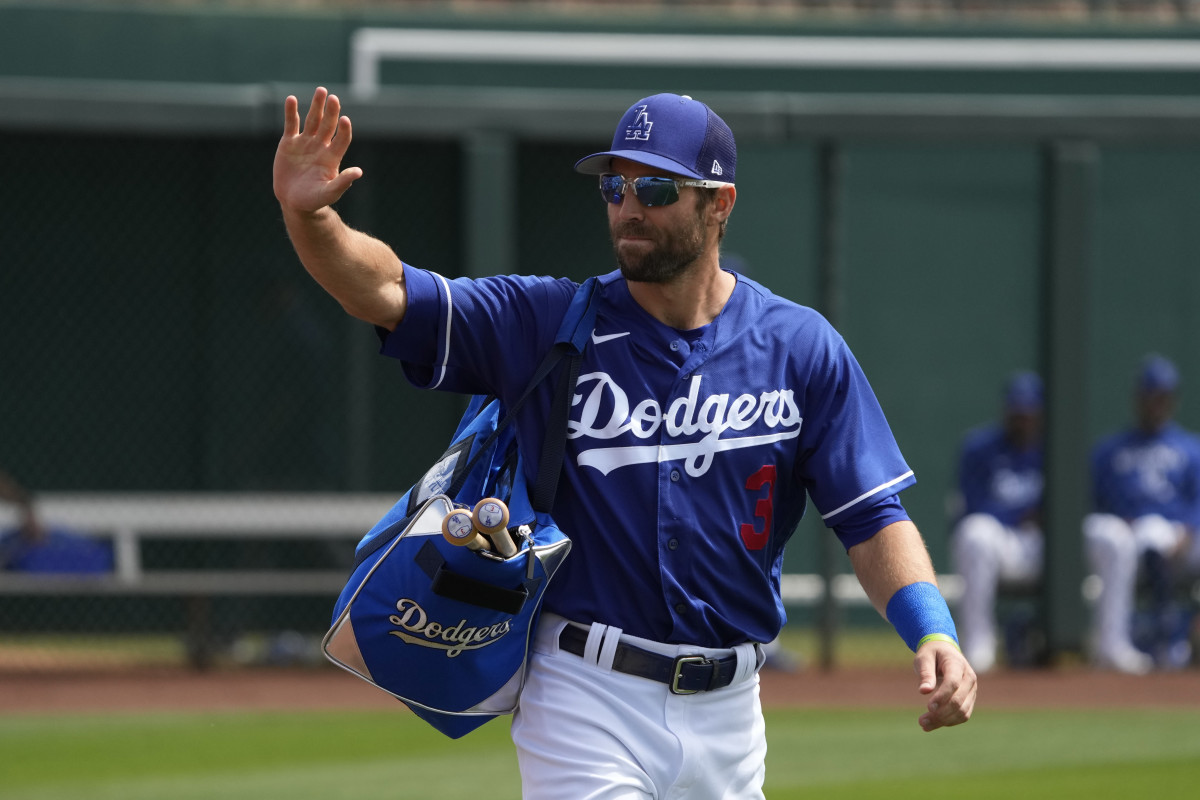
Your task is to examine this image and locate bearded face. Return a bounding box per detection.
[609,195,708,284]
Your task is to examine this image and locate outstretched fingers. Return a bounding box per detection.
[293,88,354,153]
[302,86,329,139]
[330,111,356,161]
[282,94,300,137]
[317,91,343,144]
[274,86,363,212]
[328,160,364,200]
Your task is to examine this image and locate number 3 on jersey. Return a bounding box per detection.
[739,465,776,551]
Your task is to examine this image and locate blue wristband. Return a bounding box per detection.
[885,581,959,653]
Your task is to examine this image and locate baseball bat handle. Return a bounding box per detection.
[442,508,487,550]
[473,498,511,535]
[484,529,519,558]
[473,497,517,558]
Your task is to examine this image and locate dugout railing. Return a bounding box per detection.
[6,495,1198,670]
[0,492,973,672]
[0,493,960,669]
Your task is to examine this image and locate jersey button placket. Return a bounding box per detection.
[661,437,687,627]
[661,340,712,634]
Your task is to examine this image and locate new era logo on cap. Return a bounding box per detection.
[574,93,737,184]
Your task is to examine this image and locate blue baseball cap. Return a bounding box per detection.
[1139,354,1179,393]
[574,93,736,183]
[1004,371,1044,412]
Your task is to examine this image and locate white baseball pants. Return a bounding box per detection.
[1083,513,1184,664]
[950,513,1043,672]
[512,613,766,800]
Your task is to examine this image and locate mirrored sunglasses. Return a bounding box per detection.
[599,174,730,208]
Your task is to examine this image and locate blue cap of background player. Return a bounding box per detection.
[1004,371,1043,413]
[574,93,736,183]
[1139,353,1179,393]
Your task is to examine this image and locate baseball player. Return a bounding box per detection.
[0,467,44,566]
[950,372,1045,673]
[274,87,976,798]
[1084,354,1200,673]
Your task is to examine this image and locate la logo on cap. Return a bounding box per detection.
[573,92,737,184]
[625,105,652,141]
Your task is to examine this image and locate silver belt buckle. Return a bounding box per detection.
[670,655,711,695]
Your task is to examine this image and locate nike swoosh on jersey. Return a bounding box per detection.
[591,330,632,345]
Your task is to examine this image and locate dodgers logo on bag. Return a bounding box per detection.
[322,276,599,739]
[323,398,571,739]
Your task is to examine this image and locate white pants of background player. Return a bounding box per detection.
[1083,513,1193,669]
[513,613,765,800]
[950,513,1043,673]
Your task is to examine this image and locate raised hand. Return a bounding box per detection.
[273,87,363,214]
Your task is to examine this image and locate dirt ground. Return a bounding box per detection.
[3,663,1199,714]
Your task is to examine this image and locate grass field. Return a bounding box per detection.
[3,705,1199,799]
[0,624,908,672]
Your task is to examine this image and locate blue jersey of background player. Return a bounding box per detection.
[957,374,1045,529]
[274,86,976,799]
[950,372,1045,673]
[1085,354,1200,672]
[1091,421,1200,531]
[958,429,1043,527]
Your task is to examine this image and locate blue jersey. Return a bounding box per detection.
[957,424,1043,529]
[383,267,915,647]
[1090,423,1200,528]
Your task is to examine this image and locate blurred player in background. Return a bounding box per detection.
[0,467,112,575]
[0,467,44,567]
[274,87,975,798]
[1085,354,1200,672]
[951,371,1045,673]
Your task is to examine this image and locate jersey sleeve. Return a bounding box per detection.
[1186,434,1200,530]
[1090,433,1135,517]
[832,493,911,550]
[957,426,1003,517]
[793,325,916,531]
[378,264,577,398]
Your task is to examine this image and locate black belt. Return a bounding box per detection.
[558,624,742,695]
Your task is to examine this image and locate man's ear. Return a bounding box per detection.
[712,185,736,221]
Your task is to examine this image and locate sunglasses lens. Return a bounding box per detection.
[597,175,681,207]
[632,177,679,207]
[599,175,625,205]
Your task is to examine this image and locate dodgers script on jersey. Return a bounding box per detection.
[383,267,915,648]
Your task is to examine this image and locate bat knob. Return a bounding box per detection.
[442,508,484,549]
[473,497,510,535]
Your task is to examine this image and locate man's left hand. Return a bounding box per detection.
[914,640,977,732]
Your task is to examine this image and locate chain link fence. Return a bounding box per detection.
[0,129,475,671]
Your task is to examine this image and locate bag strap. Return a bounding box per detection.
[532,352,580,512]
[532,276,600,512]
[443,346,562,499]
[446,276,601,502]
[553,275,602,355]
